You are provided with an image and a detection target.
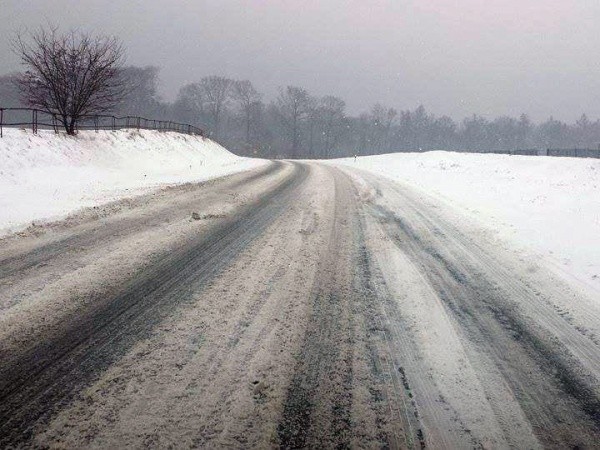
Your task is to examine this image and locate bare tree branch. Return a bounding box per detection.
[232,80,261,144]
[200,76,233,139]
[12,27,126,134]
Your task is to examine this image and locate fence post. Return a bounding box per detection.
[112,116,116,131]
[137,116,140,131]
[94,116,99,133]
[0,108,3,138]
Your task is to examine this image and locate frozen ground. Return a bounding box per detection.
[0,128,265,237]
[334,151,600,294]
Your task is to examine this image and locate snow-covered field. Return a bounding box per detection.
[0,128,265,236]
[335,151,600,294]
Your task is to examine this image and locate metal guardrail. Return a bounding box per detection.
[0,107,204,138]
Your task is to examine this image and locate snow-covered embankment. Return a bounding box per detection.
[335,151,600,294]
[0,129,265,236]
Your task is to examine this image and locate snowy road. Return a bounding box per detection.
[0,161,599,448]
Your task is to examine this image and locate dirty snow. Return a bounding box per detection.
[335,151,600,294]
[0,128,265,236]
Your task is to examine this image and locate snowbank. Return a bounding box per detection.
[0,128,265,236]
[335,151,600,293]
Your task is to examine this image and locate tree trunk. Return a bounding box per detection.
[61,116,70,135]
[68,116,77,135]
[292,115,298,159]
[246,109,251,144]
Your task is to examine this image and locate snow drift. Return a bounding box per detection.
[0,128,265,236]
[335,151,600,294]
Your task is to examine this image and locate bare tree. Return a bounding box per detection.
[172,83,205,126]
[116,66,162,117]
[370,104,397,153]
[302,95,347,158]
[231,80,261,144]
[275,86,310,158]
[305,96,319,158]
[319,96,346,158]
[13,27,125,134]
[200,76,232,139]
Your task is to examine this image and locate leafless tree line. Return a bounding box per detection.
[4,26,600,156]
[170,79,600,158]
[172,82,350,158]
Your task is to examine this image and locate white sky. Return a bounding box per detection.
[1,0,599,121]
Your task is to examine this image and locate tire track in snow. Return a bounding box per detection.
[353,169,600,448]
[0,162,306,447]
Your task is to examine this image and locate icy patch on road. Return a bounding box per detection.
[0,128,266,236]
[334,151,600,294]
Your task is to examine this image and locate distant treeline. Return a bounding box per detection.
[2,68,599,158]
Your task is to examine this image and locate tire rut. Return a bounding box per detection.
[277,172,356,449]
[0,162,282,281]
[0,162,306,447]
[368,196,600,447]
[277,166,423,449]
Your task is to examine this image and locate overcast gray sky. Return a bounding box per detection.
[1,0,599,121]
